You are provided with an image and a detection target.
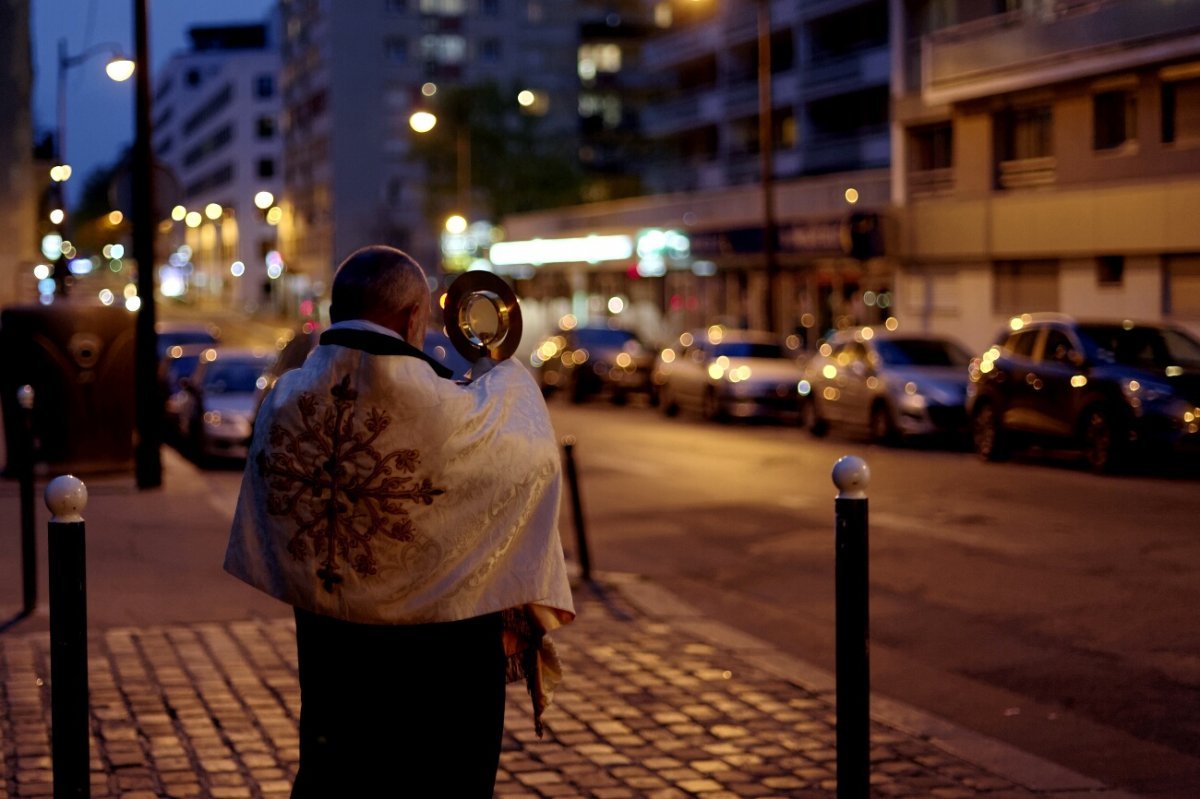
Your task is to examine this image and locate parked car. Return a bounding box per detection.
[159,342,210,436]
[653,326,805,422]
[800,327,973,443]
[530,325,655,404]
[155,320,219,359]
[967,312,1200,472]
[170,347,274,461]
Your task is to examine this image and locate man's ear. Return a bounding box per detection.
[404,308,427,348]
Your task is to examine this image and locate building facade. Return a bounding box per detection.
[151,21,284,313]
[493,0,896,348]
[275,0,584,298]
[893,0,1200,350]
[0,0,37,306]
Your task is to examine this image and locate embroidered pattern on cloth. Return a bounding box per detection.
[256,374,445,591]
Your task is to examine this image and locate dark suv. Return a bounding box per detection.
[967,313,1200,472]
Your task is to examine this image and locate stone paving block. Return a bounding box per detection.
[0,592,1113,799]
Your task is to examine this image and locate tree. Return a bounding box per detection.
[408,82,583,224]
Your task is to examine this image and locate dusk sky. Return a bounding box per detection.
[30,0,276,203]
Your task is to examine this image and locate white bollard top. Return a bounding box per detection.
[832,455,870,499]
[45,475,88,522]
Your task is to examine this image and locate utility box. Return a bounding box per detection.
[1,302,136,475]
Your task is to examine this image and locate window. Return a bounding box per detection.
[995,105,1054,187]
[1041,329,1075,364]
[385,37,409,63]
[255,75,275,99]
[1003,329,1039,359]
[909,122,953,194]
[1162,77,1200,144]
[1097,255,1124,286]
[1164,255,1200,316]
[527,1,543,23]
[257,116,277,139]
[421,34,465,64]
[992,260,1059,315]
[1093,90,1136,150]
[997,105,1053,161]
[578,43,622,81]
[420,0,466,13]
[481,0,500,14]
[257,158,276,178]
[386,0,407,12]
[480,38,502,64]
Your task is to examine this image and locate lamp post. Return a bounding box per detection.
[756,0,779,335]
[53,39,134,295]
[132,0,161,489]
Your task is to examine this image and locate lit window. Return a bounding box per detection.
[421,34,466,65]
[420,0,466,13]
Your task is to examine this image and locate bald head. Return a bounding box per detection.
[330,246,431,346]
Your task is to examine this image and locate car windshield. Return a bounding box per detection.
[873,338,971,367]
[1078,324,1200,368]
[574,328,639,349]
[713,342,784,359]
[203,360,267,394]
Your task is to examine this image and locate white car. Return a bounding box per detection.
[800,327,972,443]
[654,326,806,422]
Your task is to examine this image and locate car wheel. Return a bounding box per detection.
[869,403,899,445]
[803,399,829,437]
[661,385,679,417]
[569,373,589,404]
[973,401,1009,462]
[1083,406,1124,474]
[702,388,725,422]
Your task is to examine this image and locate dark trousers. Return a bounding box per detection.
[290,608,506,798]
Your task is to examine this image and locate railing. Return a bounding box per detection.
[997,156,1057,189]
[924,0,1200,102]
[909,167,955,196]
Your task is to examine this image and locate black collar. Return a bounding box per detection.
[318,328,454,379]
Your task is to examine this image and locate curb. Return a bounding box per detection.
[599,570,1145,799]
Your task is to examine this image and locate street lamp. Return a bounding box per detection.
[133,0,161,488]
[408,108,472,220]
[53,38,135,295]
[756,0,779,335]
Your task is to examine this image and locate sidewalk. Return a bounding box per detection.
[0,459,1143,798]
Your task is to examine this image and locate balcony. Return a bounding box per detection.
[804,44,890,99]
[997,156,1056,189]
[923,0,1200,104]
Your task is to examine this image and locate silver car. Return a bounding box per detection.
[654,326,806,422]
[801,328,972,443]
[171,347,274,461]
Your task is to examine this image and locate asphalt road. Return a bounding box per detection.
[542,398,1200,799]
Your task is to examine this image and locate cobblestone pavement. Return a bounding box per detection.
[0,577,1136,799]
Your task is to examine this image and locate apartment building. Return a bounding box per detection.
[495,0,895,344]
[152,21,283,312]
[276,0,584,294]
[0,0,37,306]
[893,0,1200,350]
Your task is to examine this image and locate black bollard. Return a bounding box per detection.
[17,386,37,615]
[560,436,592,582]
[833,455,870,799]
[45,475,90,799]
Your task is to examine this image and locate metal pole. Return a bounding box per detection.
[833,455,870,799]
[757,0,778,335]
[18,386,37,615]
[45,475,90,799]
[54,39,70,297]
[132,0,161,489]
[560,436,592,582]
